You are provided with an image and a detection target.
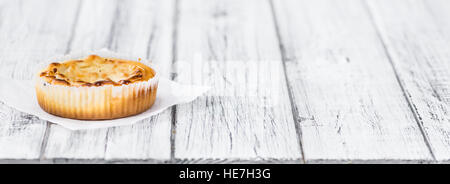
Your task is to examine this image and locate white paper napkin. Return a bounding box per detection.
[0,75,209,130]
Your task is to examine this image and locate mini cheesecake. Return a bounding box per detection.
[35,54,159,120]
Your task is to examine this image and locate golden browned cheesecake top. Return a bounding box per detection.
[39,55,155,86]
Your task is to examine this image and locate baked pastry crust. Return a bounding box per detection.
[35,55,158,120]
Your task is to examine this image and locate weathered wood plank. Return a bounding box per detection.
[174,0,302,160]
[367,0,450,161]
[43,0,174,160]
[0,0,80,159]
[101,0,174,161]
[271,0,433,161]
[42,0,117,159]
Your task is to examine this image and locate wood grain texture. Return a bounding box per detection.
[174,0,302,160]
[0,0,80,159]
[43,0,175,160]
[2,0,449,163]
[271,0,433,162]
[367,0,450,161]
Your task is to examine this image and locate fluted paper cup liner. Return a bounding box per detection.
[35,76,158,120]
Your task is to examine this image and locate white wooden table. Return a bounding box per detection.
[0,0,449,164]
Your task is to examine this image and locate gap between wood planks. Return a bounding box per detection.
[169,0,180,163]
[268,0,306,164]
